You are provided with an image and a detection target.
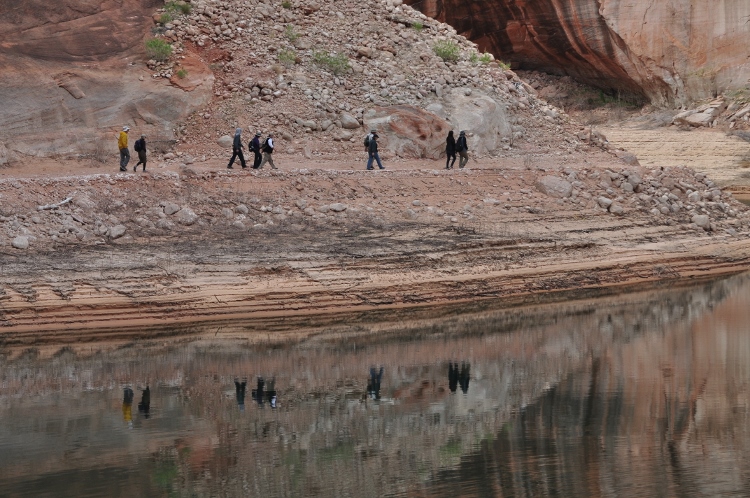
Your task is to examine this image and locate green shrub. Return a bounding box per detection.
[176,68,188,79]
[433,40,460,62]
[282,0,292,8]
[165,1,192,15]
[412,21,423,32]
[469,52,478,64]
[278,49,297,67]
[313,50,350,75]
[478,52,493,64]
[284,24,300,42]
[497,60,511,70]
[145,38,173,62]
[159,12,173,24]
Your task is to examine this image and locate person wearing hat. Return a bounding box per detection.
[366,131,385,170]
[249,131,263,169]
[227,128,247,169]
[133,134,147,172]
[364,130,376,154]
[456,130,469,169]
[258,133,278,170]
[117,126,130,172]
[445,130,456,169]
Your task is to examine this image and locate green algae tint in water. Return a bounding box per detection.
[1,275,750,497]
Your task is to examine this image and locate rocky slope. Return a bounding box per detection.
[405,0,750,107]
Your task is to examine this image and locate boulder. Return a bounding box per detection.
[440,88,512,155]
[109,225,126,239]
[217,135,234,148]
[535,176,572,198]
[363,105,451,159]
[175,207,198,225]
[692,214,711,229]
[11,236,29,249]
[164,202,180,215]
[340,113,361,129]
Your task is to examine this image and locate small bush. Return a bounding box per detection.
[165,1,192,15]
[497,60,510,70]
[176,68,188,79]
[412,21,423,32]
[313,50,350,75]
[159,12,173,24]
[284,24,300,42]
[469,52,479,64]
[278,49,297,67]
[479,52,493,64]
[433,40,460,62]
[282,0,292,8]
[145,38,173,61]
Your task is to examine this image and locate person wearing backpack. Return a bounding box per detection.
[249,131,262,169]
[227,128,247,169]
[133,134,147,172]
[258,133,278,169]
[445,130,456,169]
[117,126,130,172]
[364,130,375,152]
[366,132,385,170]
[456,130,469,169]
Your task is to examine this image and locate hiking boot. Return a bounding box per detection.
[227,165,233,169]
[133,165,137,172]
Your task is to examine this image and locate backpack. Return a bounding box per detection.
[364,134,371,147]
[133,139,143,152]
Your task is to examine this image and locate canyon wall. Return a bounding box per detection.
[406,0,750,106]
[0,0,213,159]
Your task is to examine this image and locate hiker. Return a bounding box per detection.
[457,130,469,169]
[445,130,456,169]
[366,131,385,170]
[235,378,247,412]
[133,134,147,172]
[118,126,130,172]
[227,128,247,169]
[249,131,262,169]
[137,386,151,418]
[122,387,134,427]
[364,129,375,154]
[258,133,278,169]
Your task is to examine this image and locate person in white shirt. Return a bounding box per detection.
[258,133,278,169]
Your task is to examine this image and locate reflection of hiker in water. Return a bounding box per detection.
[251,377,277,408]
[367,367,384,400]
[235,379,247,412]
[459,362,470,394]
[448,362,470,394]
[138,386,151,418]
[122,387,134,428]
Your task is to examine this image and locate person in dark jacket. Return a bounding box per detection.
[133,135,147,172]
[227,128,247,169]
[456,130,469,168]
[445,130,456,169]
[366,132,385,170]
[249,131,262,169]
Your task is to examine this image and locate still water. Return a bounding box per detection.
[1,275,750,497]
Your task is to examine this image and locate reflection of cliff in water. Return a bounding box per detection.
[0,275,748,496]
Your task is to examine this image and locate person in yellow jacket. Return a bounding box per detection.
[118,126,130,171]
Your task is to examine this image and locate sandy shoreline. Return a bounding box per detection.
[1,154,750,343]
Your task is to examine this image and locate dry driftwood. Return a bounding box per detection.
[37,197,73,211]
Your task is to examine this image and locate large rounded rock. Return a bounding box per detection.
[175,207,198,225]
[363,105,451,159]
[340,113,361,129]
[441,88,512,155]
[11,236,29,250]
[217,135,234,148]
[535,176,572,198]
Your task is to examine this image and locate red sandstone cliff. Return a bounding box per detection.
[405,0,750,106]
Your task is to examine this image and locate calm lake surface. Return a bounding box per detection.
[2,275,750,497]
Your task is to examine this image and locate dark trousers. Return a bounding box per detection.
[252,150,262,169]
[446,153,456,169]
[366,152,384,170]
[228,149,246,168]
[135,150,147,171]
[119,148,130,171]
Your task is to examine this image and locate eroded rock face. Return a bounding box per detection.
[0,0,212,159]
[405,0,750,106]
[363,105,451,159]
